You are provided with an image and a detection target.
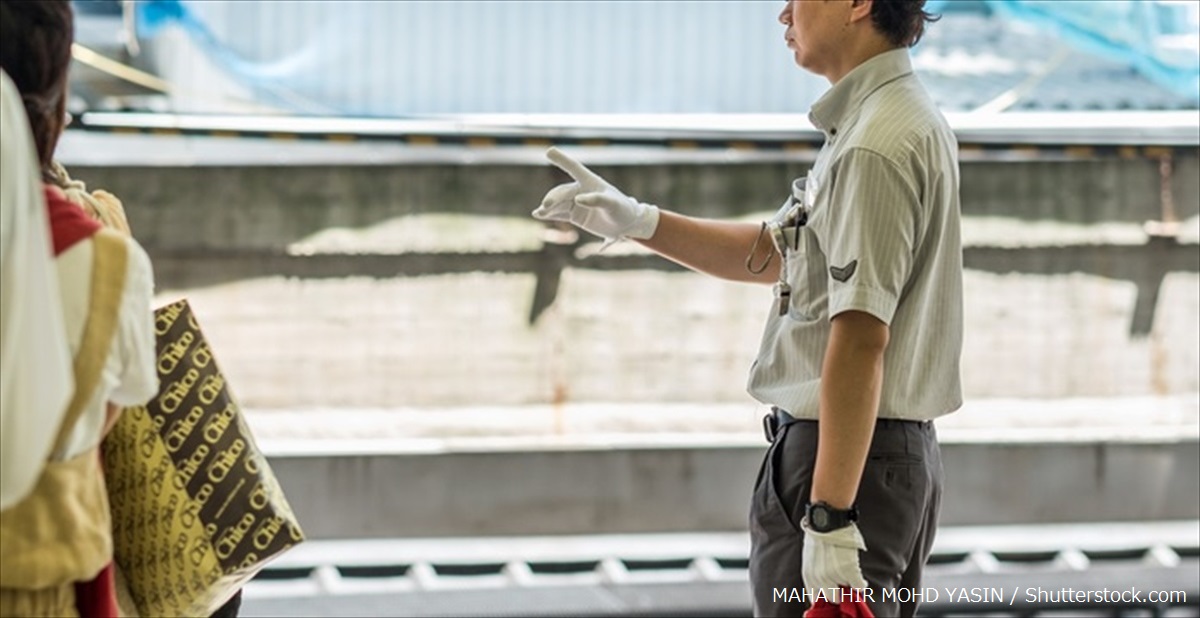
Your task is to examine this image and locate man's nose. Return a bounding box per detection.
[778,1,792,26]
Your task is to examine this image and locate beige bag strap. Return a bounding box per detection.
[51,229,128,451]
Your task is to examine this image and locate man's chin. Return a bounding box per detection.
[793,52,813,71]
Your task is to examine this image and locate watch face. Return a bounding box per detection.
[811,507,830,530]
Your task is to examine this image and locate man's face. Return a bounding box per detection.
[778,0,852,77]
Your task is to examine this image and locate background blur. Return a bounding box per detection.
[60,1,1199,616]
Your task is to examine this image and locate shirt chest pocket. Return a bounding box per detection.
[783,225,827,321]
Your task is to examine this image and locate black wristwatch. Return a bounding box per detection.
[805,501,858,533]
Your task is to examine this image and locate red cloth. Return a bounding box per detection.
[804,588,875,618]
[74,562,118,618]
[45,185,101,257]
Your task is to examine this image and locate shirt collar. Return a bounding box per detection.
[808,48,914,135]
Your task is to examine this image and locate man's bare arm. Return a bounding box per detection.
[810,310,889,509]
[637,210,779,284]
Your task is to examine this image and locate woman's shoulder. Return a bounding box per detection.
[60,230,155,295]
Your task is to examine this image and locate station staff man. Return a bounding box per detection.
[531,1,961,616]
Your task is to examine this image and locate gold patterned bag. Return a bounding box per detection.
[102,299,304,617]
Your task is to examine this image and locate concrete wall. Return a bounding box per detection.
[266,438,1200,539]
[66,152,1200,408]
[71,155,1200,249]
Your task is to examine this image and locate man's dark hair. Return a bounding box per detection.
[0,0,75,173]
[870,0,940,48]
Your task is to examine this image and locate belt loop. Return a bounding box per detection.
[762,412,778,444]
[763,407,797,444]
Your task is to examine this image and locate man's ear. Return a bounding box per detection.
[848,0,873,24]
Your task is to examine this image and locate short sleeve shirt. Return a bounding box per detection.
[747,49,963,421]
[55,234,158,459]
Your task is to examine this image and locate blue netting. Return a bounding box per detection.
[137,0,341,114]
[928,0,1199,101]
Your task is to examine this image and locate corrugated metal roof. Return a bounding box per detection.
[152,0,825,116]
[76,1,1200,115]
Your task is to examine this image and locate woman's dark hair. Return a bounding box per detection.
[870,0,940,48]
[0,0,75,174]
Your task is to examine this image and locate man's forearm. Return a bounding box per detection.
[811,311,888,510]
[636,210,779,284]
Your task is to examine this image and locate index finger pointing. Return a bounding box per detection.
[546,146,602,184]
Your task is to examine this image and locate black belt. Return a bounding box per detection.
[762,407,801,444]
[763,408,933,443]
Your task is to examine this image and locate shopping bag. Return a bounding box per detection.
[102,299,304,617]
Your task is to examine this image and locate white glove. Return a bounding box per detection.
[801,519,870,597]
[532,147,660,241]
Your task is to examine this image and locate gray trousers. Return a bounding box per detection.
[749,412,944,617]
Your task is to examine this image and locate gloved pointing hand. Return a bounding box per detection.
[801,518,870,600]
[533,147,660,242]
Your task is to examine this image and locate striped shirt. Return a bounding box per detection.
[747,49,963,421]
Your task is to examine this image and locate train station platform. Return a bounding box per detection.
[237,521,1200,617]
[246,396,1198,539]
[50,118,1198,616]
[236,397,1198,615]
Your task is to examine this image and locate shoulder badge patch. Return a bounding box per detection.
[830,260,858,282]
